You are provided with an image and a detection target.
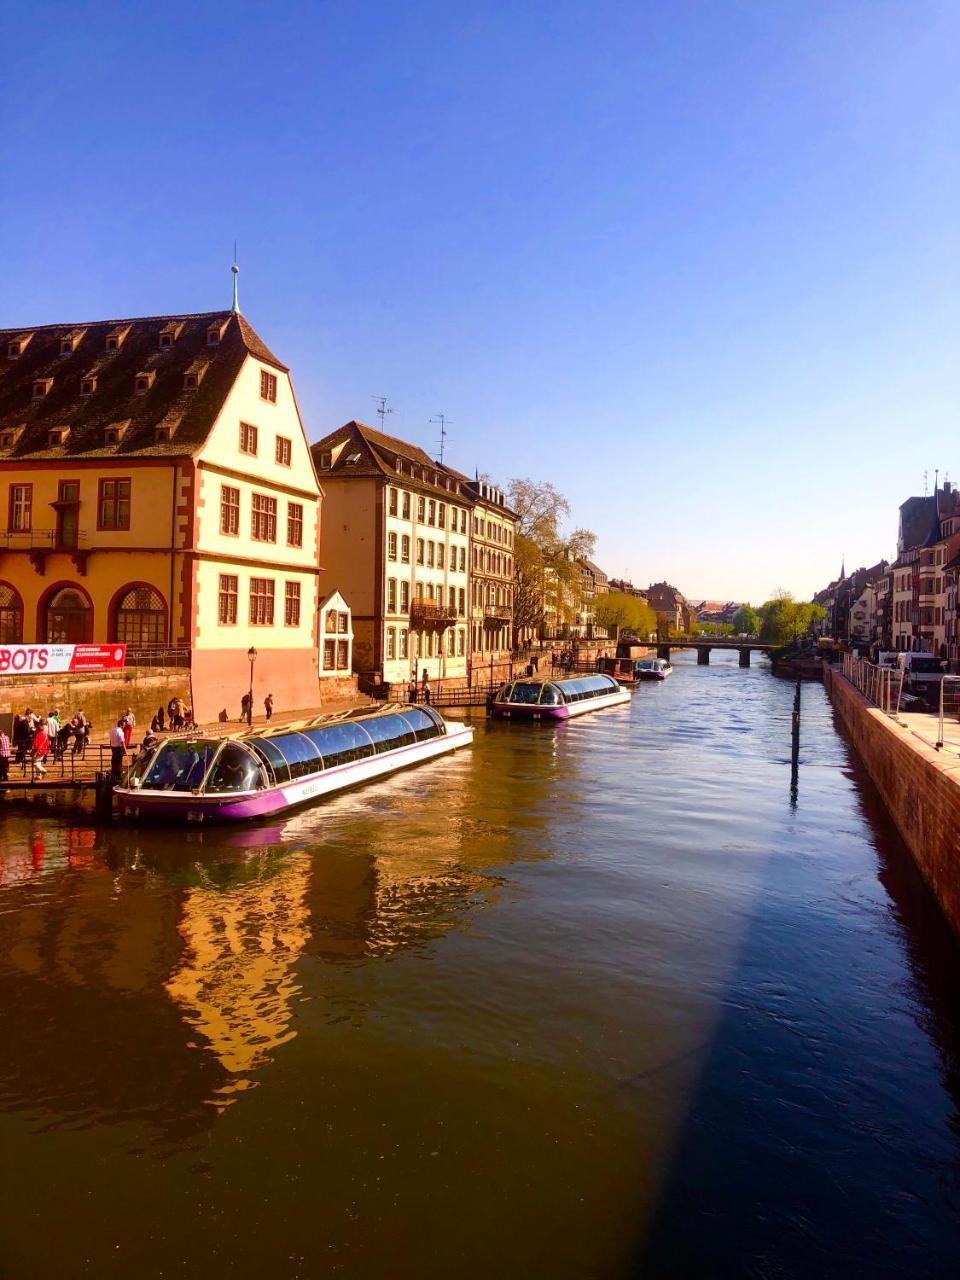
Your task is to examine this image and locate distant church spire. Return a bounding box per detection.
[230,241,240,314]
[840,554,846,580]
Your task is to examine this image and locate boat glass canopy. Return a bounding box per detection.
[129,706,450,795]
[495,674,619,705]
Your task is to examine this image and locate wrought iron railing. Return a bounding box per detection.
[0,528,89,550]
[124,645,191,668]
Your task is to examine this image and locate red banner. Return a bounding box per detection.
[0,644,127,675]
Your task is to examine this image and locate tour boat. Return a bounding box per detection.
[636,658,672,681]
[114,704,474,823]
[490,673,630,720]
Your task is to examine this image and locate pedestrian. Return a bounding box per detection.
[240,691,252,724]
[33,723,50,776]
[122,707,135,749]
[525,660,535,678]
[264,693,274,721]
[0,727,10,782]
[109,718,127,782]
[172,697,185,731]
[56,720,75,759]
[531,653,539,672]
[422,675,432,706]
[408,678,417,704]
[13,714,30,767]
[45,708,59,742]
[151,705,165,733]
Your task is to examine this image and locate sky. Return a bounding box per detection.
[2,0,959,604]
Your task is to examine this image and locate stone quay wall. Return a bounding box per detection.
[825,664,960,939]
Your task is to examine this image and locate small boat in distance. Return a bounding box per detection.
[636,658,672,681]
[597,656,640,686]
[114,704,473,824]
[490,673,630,720]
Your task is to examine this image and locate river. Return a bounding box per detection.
[1,653,959,1278]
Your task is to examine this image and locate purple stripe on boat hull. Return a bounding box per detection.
[489,704,570,721]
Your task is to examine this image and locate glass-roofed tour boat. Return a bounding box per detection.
[114,704,473,823]
[490,673,630,721]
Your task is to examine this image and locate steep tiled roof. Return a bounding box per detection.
[0,310,286,460]
[899,495,937,552]
[312,421,477,502]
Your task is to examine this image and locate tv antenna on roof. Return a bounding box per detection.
[230,240,240,314]
[372,396,395,431]
[924,469,929,496]
[430,413,451,465]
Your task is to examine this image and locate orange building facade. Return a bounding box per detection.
[0,309,323,720]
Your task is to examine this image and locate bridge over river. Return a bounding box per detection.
[648,637,772,667]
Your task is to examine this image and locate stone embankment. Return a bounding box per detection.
[824,664,960,939]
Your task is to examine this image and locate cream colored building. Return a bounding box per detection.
[464,478,516,664]
[0,306,322,720]
[312,422,471,687]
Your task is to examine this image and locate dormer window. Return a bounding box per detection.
[0,428,21,449]
[47,427,69,446]
[106,335,119,352]
[319,450,332,469]
[183,373,199,390]
[32,379,52,399]
[206,323,225,345]
[155,426,171,443]
[135,372,155,395]
[60,338,74,355]
[7,341,21,359]
[159,321,183,349]
[104,422,129,447]
[80,377,97,396]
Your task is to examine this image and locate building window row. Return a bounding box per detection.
[238,421,290,461]
[386,487,468,533]
[472,546,512,576]
[218,574,304,628]
[220,485,303,548]
[7,479,133,533]
[472,515,513,546]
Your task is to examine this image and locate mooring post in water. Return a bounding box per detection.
[790,678,801,807]
[95,771,114,818]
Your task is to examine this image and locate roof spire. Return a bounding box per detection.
[840,553,845,580]
[231,241,240,314]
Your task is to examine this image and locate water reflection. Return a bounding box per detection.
[0,720,558,1125]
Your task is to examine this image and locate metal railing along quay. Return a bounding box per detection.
[841,654,904,718]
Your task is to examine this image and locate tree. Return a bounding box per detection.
[732,605,760,636]
[758,594,826,646]
[593,592,658,642]
[507,478,596,634]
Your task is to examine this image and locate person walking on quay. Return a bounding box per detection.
[167,695,178,728]
[422,674,432,706]
[0,727,10,782]
[32,723,50,776]
[240,691,252,724]
[109,719,127,783]
[408,677,418,704]
[13,713,31,769]
[150,706,165,734]
[122,708,135,749]
[264,693,274,721]
[45,709,59,743]
[171,697,185,731]
[74,709,89,755]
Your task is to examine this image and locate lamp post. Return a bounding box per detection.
[247,646,257,726]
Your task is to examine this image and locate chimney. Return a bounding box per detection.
[944,480,952,495]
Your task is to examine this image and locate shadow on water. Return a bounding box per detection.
[637,685,960,1278]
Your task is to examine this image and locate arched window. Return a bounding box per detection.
[113,585,167,647]
[43,586,92,643]
[0,583,23,643]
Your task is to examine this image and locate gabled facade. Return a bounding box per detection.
[0,309,322,719]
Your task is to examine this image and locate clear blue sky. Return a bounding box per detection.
[3,1,959,603]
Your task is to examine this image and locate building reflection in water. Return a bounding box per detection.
[0,719,564,1129]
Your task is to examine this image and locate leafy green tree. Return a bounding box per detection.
[732,605,760,636]
[593,592,658,642]
[696,622,734,637]
[758,594,826,645]
[507,478,596,634]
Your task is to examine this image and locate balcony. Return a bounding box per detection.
[410,599,457,627]
[0,528,89,551]
[483,605,513,624]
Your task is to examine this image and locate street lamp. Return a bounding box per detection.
[247,646,257,726]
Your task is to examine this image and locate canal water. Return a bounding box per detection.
[1,654,960,1278]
